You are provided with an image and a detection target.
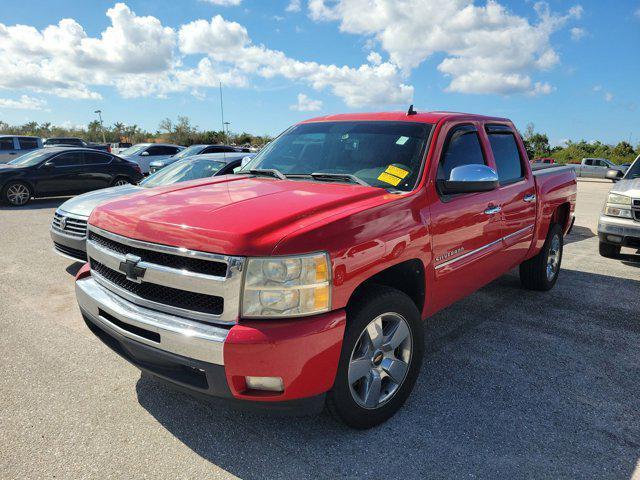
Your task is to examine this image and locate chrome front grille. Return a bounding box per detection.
[86,226,244,324]
[52,210,88,238]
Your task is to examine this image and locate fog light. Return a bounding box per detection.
[606,235,623,243]
[245,376,284,392]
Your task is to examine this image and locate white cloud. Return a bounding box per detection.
[604,92,613,102]
[570,27,586,41]
[308,0,582,95]
[200,0,242,5]
[286,0,302,13]
[0,95,47,110]
[593,85,602,92]
[290,93,323,111]
[635,7,640,18]
[367,51,382,65]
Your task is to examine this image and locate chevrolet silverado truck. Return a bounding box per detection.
[74,111,577,428]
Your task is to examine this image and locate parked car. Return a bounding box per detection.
[109,142,133,155]
[598,157,640,257]
[531,157,555,164]
[148,144,250,173]
[51,153,253,261]
[75,111,577,428]
[0,135,42,163]
[570,158,626,179]
[43,137,111,152]
[0,148,142,207]
[118,143,184,174]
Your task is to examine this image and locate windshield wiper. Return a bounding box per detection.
[249,168,287,180]
[309,172,370,187]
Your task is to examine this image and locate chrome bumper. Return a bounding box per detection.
[598,214,640,238]
[76,277,228,365]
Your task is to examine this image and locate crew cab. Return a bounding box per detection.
[75,111,577,428]
[43,137,111,152]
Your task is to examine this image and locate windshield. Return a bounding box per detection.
[119,144,148,156]
[624,158,640,179]
[171,145,203,160]
[8,149,51,166]
[140,158,225,188]
[241,121,432,191]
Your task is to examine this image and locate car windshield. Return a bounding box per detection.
[119,144,148,156]
[240,121,432,191]
[8,149,51,166]
[140,159,226,187]
[624,159,640,179]
[172,145,203,159]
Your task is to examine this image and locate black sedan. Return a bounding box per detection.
[0,148,143,206]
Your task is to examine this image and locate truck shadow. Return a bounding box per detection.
[564,225,596,245]
[136,269,640,479]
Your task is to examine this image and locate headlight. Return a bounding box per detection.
[604,206,633,219]
[242,252,331,318]
[607,193,631,205]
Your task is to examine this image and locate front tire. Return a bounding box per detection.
[327,285,424,429]
[599,241,621,258]
[2,181,32,206]
[111,177,130,187]
[520,223,563,291]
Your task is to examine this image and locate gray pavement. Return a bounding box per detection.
[1,179,639,479]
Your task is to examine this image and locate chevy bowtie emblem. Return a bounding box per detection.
[119,254,146,283]
[59,216,67,230]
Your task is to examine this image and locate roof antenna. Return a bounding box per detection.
[407,104,417,116]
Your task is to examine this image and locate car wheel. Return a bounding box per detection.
[112,177,130,187]
[599,241,621,258]
[327,285,424,429]
[519,223,563,291]
[3,181,32,206]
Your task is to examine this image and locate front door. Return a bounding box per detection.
[35,151,85,195]
[428,122,505,313]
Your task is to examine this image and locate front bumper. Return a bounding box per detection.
[50,227,87,262]
[76,275,346,410]
[598,214,640,248]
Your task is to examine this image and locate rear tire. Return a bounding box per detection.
[599,241,621,258]
[327,285,424,429]
[2,181,32,206]
[520,223,563,291]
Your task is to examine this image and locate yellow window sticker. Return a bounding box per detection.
[377,172,402,186]
[385,165,409,179]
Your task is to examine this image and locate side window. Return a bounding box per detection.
[18,138,39,150]
[486,126,524,183]
[166,146,180,155]
[0,138,14,151]
[146,146,176,156]
[50,152,83,167]
[437,126,485,181]
[84,152,112,165]
[597,160,608,167]
[584,159,593,166]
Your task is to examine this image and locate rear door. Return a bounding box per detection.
[35,151,85,195]
[82,151,114,190]
[428,122,505,312]
[484,124,537,268]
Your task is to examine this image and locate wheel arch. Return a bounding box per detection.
[345,259,426,317]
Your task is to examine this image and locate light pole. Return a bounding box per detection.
[94,110,106,143]
[224,122,231,144]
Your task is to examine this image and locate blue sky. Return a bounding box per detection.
[0,0,638,145]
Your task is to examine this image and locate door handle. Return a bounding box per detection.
[524,193,536,202]
[484,205,502,215]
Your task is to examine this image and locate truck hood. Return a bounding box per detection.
[611,178,640,198]
[59,185,143,217]
[90,175,391,256]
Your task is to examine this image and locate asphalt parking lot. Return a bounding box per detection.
[1,179,639,479]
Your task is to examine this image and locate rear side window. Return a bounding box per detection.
[203,146,236,153]
[50,152,83,167]
[437,126,485,181]
[0,138,14,150]
[18,137,39,149]
[147,146,178,156]
[84,152,112,165]
[486,127,524,183]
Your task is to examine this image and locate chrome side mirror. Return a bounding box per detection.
[241,156,252,168]
[605,168,624,181]
[140,151,149,156]
[441,164,499,194]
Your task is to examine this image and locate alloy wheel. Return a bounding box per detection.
[6,184,30,206]
[114,179,129,186]
[546,234,561,281]
[348,312,412,409]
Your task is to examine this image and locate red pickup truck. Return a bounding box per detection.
[75,111,577,428]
